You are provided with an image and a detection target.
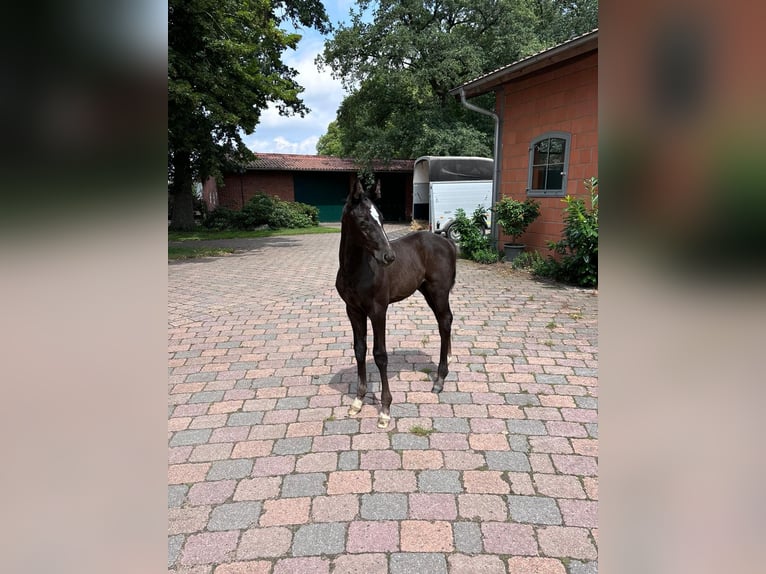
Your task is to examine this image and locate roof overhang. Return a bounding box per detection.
[449,29,598,99]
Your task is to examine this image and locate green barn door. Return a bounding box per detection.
[293,173,349,222]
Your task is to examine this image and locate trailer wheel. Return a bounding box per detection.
[445,223,461,242]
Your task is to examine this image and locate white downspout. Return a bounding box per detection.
[458,87,501,249]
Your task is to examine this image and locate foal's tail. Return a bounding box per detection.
[444,236,458,291]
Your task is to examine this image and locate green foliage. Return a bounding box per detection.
[545,177,598,287]
[168,0,329,230]
[317,0,597,160]
[203,194,319,231]
[493,197,541,243]
[316,121,346,156]
[508,178,598,287]
[452,207,500,264]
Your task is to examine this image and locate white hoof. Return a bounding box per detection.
[348,397,363,416]
[377,413,391,429]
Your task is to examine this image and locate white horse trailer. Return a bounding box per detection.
[412,156,494,240]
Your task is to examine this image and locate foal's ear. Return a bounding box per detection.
[371,180,381,199]
[351,179,365,201]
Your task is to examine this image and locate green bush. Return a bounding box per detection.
[203,206,238,230]
[547,177,598,287]
[203,193,319,230]
[509,178,598,287]
[452,206,500,264]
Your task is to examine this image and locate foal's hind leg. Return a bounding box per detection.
[346,305,367,416]
[419,284,453,394]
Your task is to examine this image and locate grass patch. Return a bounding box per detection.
[168,246,235,260]
[168,226,340,242]
[409,425,434,437]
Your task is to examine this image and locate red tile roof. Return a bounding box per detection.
[247,153,414,172]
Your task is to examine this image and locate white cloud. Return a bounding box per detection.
[249,35,345,155]
[245,134,320,155]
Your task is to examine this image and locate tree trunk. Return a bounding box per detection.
[169,150,196,231]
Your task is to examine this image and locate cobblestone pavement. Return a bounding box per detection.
[168,226,598,574]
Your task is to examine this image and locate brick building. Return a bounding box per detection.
[451,29,598,253]
[204,154,414,223]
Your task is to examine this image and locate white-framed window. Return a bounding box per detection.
[527,132,571,197]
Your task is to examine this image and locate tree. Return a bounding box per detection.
[316,120,345,156]
[168,0,329,230]
[317,0,597,160]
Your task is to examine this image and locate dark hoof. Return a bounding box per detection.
[431,382,443,394]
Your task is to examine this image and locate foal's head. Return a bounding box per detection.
[342,180,396,266]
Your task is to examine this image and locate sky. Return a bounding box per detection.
[243,1,361,156]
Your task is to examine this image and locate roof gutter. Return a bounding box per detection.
[458,87,501,249]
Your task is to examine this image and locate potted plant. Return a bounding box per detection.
[493,196,541,262]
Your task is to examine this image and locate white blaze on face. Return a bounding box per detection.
[369,203,383,228]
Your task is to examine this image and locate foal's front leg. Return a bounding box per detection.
[370,307,392,428]
[347,305,367,416]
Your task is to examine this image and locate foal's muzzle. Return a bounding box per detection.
[374,249,396,266]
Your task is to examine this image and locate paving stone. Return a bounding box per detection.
[324,419,360,435]
[507,495,563,525]
[170,429,213,447]
[168,534,184,568]
[485,451,531,471]
[338,450,359,470]
[458,494,507,521]
[227,412,265,426]
[585,422,598,438]
[360,493,408,520]
[504,393,540,407]
[438,391,471,404]
[506,419,548,436]
[417,470,462,493]
[187,480,237,506]
[537,526,597,560]
[506,557,567,573]
[453,521,482,554]
[311,494,359,522]
[189,390,225,404]
[276,396,309,410]
[291,523,346,556]
[448,554,506,574]
[347,521,399,553]
[391,433,429,450]
[281,472,327,497]
[568,559,599,574]
[481,522,537,555]
[260,497,311,526]
[400,520,453,552]
[373,470,417,492]
[508,434,530,452]
[408,493,457,520]
[237,527,293,559]
[332,553,388,574]
[574,396,598,409]
[208,501,262,531]
[559,499,598,527]
[390,553,447,574]
[432,417,470,433]
[327,470,372,494]
[273,557,330,574]
[273,437,313,455]
[207,459,254,481]
[168,484,188,508]
[180,531,239,565]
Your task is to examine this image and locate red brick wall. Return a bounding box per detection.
[218,172,294,210]
[497,51,598,253]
